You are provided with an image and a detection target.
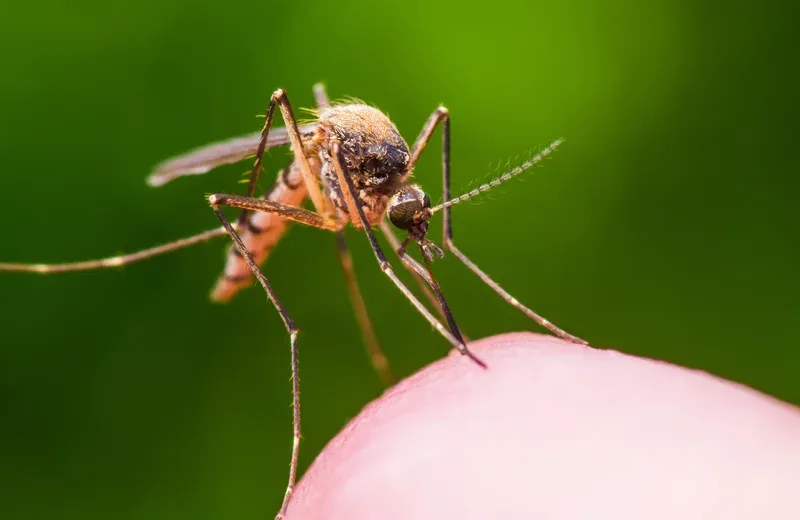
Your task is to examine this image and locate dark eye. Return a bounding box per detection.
[388,200,422,230]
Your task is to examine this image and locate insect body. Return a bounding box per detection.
[1,84,587,519]
[203,104,413,302]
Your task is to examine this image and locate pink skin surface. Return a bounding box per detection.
[285,333,800,520]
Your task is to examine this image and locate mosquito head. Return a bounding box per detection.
[387,184,443,262]
[387,184,431,231]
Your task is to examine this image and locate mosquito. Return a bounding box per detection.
[0,83,587,519]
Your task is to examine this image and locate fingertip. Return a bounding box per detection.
[286,332,800,520]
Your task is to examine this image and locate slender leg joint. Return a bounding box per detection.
[209,193,340,232]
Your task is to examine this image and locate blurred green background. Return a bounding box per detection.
[1,0,797,518]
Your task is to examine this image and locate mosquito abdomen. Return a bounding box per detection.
[211,163,308,302]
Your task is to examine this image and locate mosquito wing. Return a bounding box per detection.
[147,123,317,187]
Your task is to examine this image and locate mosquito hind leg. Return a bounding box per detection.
[208,198,304,520]
[335,231,395,386]
[328,141,485,367]
[413,106,588,345]
[0,226,233,274]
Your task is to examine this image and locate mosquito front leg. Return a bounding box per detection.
[392,236,471,350]
[328,141,485,367]
[416,106,588,345]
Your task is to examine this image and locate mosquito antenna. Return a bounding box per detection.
[430,138,563,214]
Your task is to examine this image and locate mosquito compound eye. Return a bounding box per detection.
[387,185,428,230]
[388,199,422,230]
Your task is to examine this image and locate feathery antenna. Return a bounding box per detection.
[430,138,564,214]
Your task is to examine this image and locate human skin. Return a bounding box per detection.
[284,332,800,519]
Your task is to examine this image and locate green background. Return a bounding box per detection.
[1,0,797,518]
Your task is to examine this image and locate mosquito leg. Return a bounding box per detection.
[209,190,338,298]
[239,88,330,222]
[393,238,473,352]
[235,88,332,226]
[417,106,588,345]
[207,199,302,520]
[270,89,332,217]
[236,90,280,226]
[408,105,449,170]
[207,193,340,232]
[446,243,588,344]
[328,141,485,368]
[335,231,395,386]
[0,225,234,273]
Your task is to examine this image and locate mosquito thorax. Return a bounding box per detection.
[318,104,410,188]
[387,184,432,232]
